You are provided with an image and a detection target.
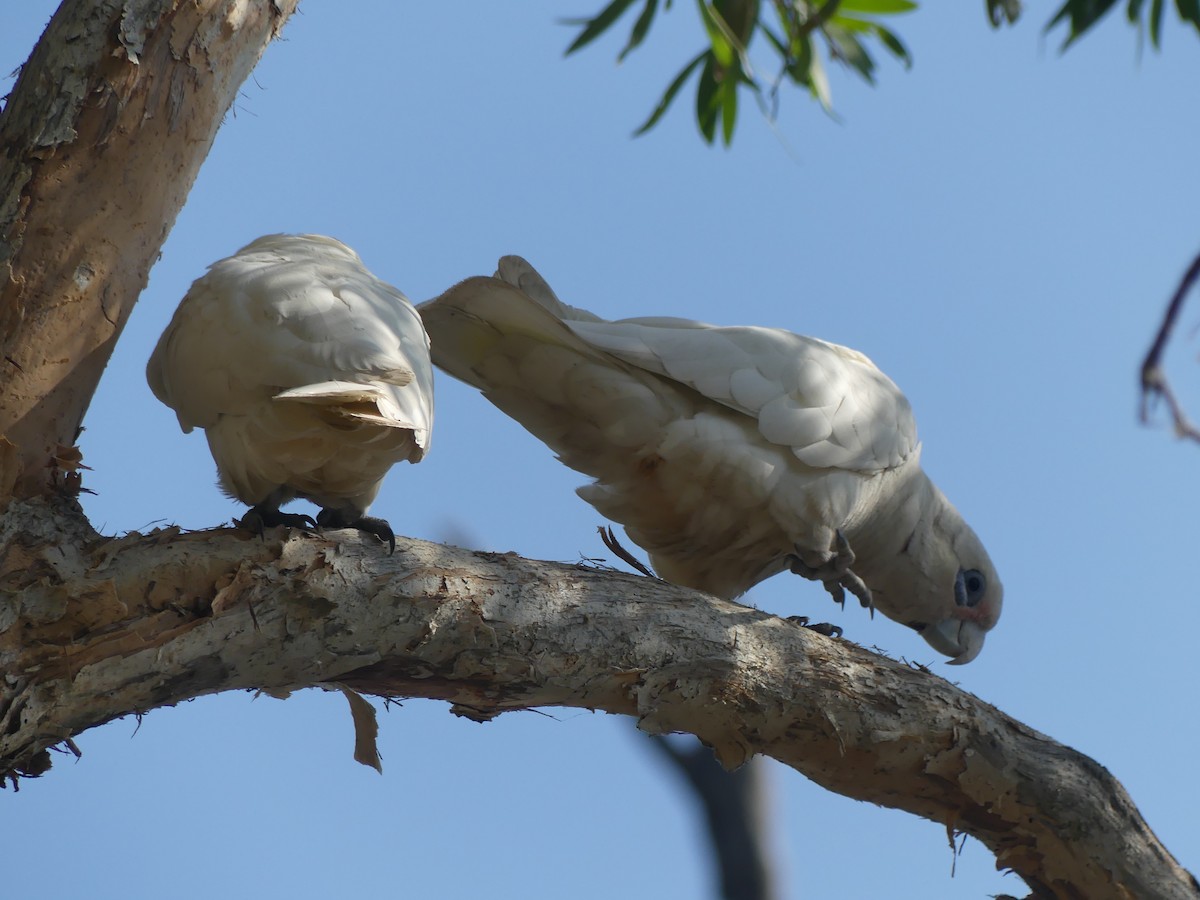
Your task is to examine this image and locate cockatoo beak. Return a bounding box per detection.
[923,619,986,666]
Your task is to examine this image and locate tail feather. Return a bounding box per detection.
[419,271,610,391]
[494,256,603,323]
[273,380,425,434]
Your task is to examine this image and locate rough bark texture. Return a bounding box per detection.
[0,497,1195,900]
[0,0,297,501]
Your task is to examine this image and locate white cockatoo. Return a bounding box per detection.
[420,257,1001,663]
[147,233,433,549]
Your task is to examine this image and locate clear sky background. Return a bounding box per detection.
[4,3,1199,898]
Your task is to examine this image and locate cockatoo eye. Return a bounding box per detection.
[955,568,986,608]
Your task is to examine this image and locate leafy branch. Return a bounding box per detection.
[1046,0,1200,50]
[565,0,916,145]
[565,0,1200,144]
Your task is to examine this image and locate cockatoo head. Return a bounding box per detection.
[892,499,1003,665]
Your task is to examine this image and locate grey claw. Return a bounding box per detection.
[833,529,856,565]
[357,516,396,554]
[316,510,396,553]
[785,616,844,639]
[842,570,873,616]
[786,529,873,616]
[823,579,846,609]
[238,506,318,539]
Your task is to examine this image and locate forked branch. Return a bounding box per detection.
[1140,251,1200,442]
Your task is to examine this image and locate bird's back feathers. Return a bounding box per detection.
[148,233,433,517]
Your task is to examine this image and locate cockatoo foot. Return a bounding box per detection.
[316,509,396,553]
[238,505,318,538]
[786,616,844,638]
[785,530,874,615]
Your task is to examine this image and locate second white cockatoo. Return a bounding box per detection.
[420,257,1001,663]
[147,233,433,550]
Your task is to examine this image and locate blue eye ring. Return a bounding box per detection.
[955,568,986,608]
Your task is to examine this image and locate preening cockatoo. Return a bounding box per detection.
[147,233,433,549]
[420,257,1001,663]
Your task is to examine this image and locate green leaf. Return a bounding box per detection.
[565,0,641,55]
[1176,0,1200,31]
[987,0,1022,26]
[721,77,738,145]
[1151,0,1165,44]
[825,24,876,83]
[715,0,761,42]
[619,0,660,61]
[572,0,928,142]
[762,19,823,95]
[836,0,917,12]
[633,49,708,136]
[807,47,833,112]
[874,24,912,65]
[1045,0,1121,49]
[698,0,737,68]
[695,54,721,142]
[829,15,875,33]
[827,8,911,71]
[791,33,816,86]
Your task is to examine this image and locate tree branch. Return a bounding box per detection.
[1,497,1194,900]
[1140,250,1200,443]
[0,0,297,501]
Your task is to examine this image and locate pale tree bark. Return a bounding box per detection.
[0,5,1197,900]
[0,498,1196,899]
[0,0,297,500]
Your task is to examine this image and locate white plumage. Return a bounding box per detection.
[420,256,1000,663]
[147,233,433,547]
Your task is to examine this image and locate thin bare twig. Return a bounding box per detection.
[1139,250,1200,442]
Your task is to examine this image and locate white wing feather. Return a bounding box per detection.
[565,319,916,473]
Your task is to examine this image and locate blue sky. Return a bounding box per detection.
[4,3,1199,897]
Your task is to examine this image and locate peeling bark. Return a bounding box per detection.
[0,0,297,500]
[0,497,1195,900]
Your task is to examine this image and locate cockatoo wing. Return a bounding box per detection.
[484,255,914,473]
[564,318,917,473]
